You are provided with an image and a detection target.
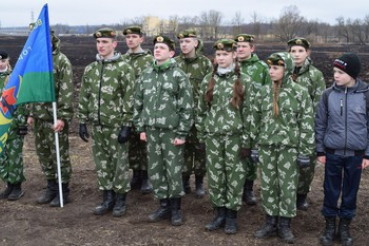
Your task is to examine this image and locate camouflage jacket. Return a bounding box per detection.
[133,58,194,140]
[78,52,135,128]
[28,36,74,122]
[293,58,326,112]
[196,69,254,148]
[0,71,26,140]
[175,54,213,106]
[122,50,154,80]
[238,54,271,89]
[250,52,315,156]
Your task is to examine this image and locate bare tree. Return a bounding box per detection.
[168,15,179,38]
[178,15,199,30]
[130,16,146,26]
[250,11,261,37]
[207,10,223,40]
[274,5,305,42]
[336,16,351,44]
[364,14,369,43]
[232,11,245,36]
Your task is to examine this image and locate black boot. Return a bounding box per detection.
[205,207,226,231]
[319,216,336,246]
[130,170,142,189]
[0,182,14,200]
[255,215,278,238]
[171,197,183,226]
[183,175,191,194]
[296,193,309,211]
[7,182,24,201]
[195,175,205,198]
[94,190,115,215]
[140,170,152,194]
[149,199,171,222]
[37,180,58,204]
[112,193,127,217]
[243,179,256,206]
[50,183,70,207]
[224,209,238,234]
[338,218,353,246]
[278,217,295,244]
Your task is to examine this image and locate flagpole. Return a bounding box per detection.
[52,102,64,207]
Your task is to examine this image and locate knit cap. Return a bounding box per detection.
[333,53,361,79]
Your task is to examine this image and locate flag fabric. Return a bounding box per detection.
[0,4,55,156]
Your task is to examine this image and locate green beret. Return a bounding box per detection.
[266,53,285,66]
[287,37,310,49]
[123,26,143,36]
[153,35,175,51]
[213,39,236,52]
[177,29,197,39]
[234,34,254,43]
[0,50,9,60]
[93,28,117,39]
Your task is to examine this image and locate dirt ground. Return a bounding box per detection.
[1,35,369,246]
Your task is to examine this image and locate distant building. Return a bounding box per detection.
[142,16,172,37]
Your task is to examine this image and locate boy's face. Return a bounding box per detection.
[125,34,143,50]
[236,42,254,60]
[179,38,198,55]
[96,38,117,58]
[289,45,309,67]
[154,43,174,63]
[333,67,356,87]
[0,59,8,70]
[269,65,285,82]
[215,50,235,68]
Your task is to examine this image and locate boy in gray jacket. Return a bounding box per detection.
[315,53,369,246]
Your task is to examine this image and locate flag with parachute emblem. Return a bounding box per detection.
[0,4,55,156]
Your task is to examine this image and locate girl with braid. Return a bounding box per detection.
[196,39,254,234]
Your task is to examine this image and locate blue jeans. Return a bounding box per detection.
[321,153,363,219]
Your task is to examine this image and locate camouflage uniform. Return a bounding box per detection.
[196,69,253,211]
[250,52,315,218]
[78,52,135,194]
[133,58,193,199]
[29,36,74,184]
[0,71,26,185]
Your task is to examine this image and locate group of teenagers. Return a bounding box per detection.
[1,24,368,246]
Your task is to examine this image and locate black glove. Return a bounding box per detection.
[118,126,131,144]
[297,154,310,168]
[239,147,251,160]
[79,124,89,142]
[198,142,206,152]
[17,126,28,136]
[251,149,259,163]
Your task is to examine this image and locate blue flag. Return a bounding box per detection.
[0,4,55,156]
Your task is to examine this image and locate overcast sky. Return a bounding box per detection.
[0,0,368,27]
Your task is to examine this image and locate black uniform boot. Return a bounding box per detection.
[182,175,191,194]
[171,197,183,226]
[130,170,142,189]
[37,180,58,204]
[338,218,353,246]
[94,190,115,215]
[7,182,24,201]
[319,216,336,246]
[195,175,205,198]
[112,193,127,217]
[205,207,226,231]
[0,182,14,200]
[243,179,256,206]
[254,215,278,238]
[149,198,171,222]
[278,217,295,244]
[224,209,238,234]
[140,170,152,194]
[296,193,309,211]
[50,183,70,207]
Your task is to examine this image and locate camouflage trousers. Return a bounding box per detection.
[205,134,247,211]
[34,119,72,183]
[0,130,25,184]
[146,128,185,199]
[183,126,206,176]
[91,125,130,194]
[297,157,316,194]
[259,145,299,218]
[128,127,148,171]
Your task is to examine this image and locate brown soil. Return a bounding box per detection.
[0,35,369,246]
